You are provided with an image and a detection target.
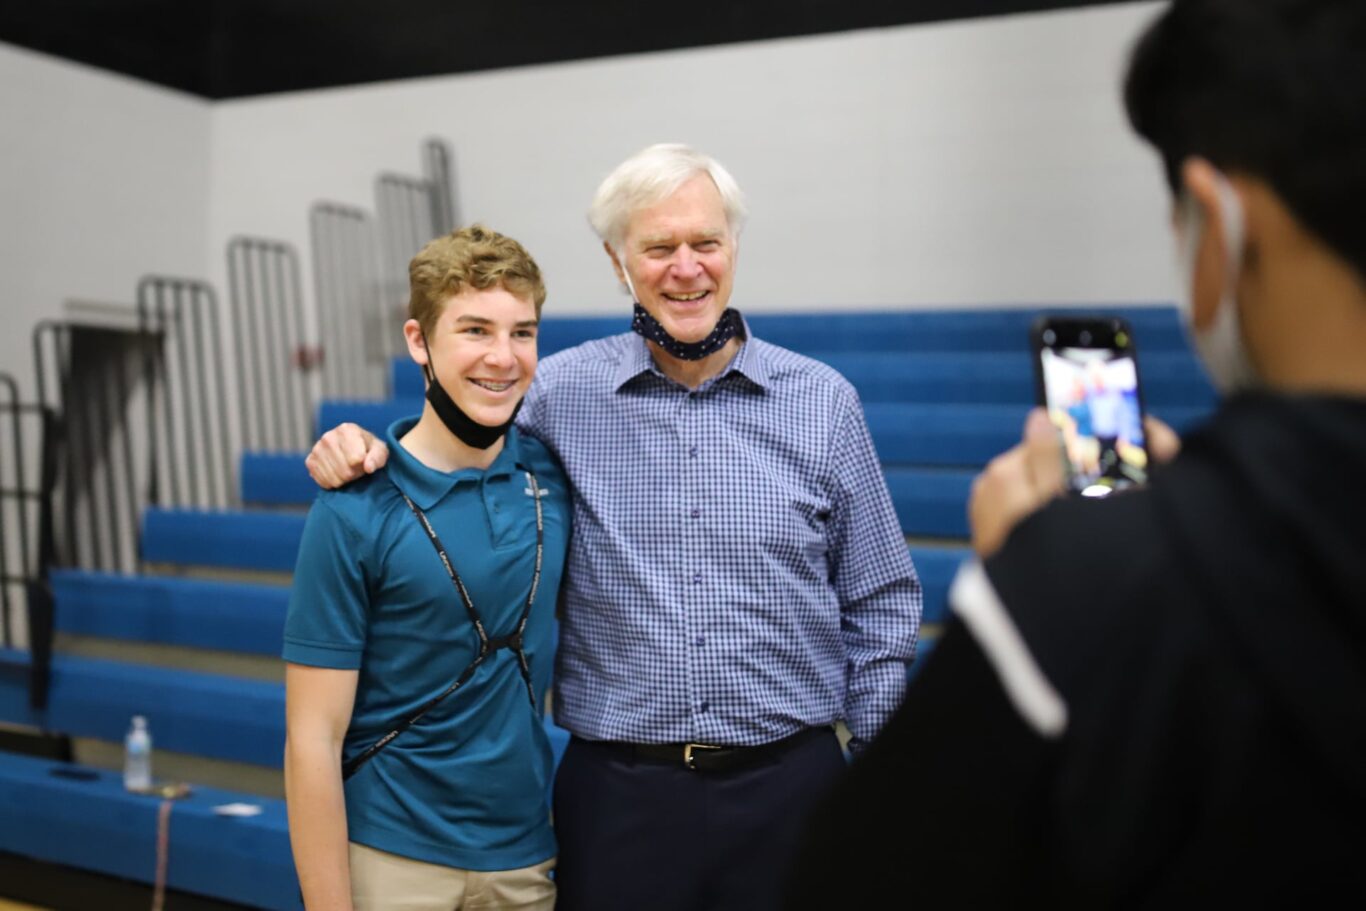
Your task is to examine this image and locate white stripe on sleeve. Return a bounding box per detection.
[949,560,1068,739]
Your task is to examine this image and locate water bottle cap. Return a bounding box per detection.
[132,715,147,727]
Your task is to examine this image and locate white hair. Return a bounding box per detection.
[587,143,748,252]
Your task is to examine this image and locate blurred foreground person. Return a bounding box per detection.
[787,0,1366,906]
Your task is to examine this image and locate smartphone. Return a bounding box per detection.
[1031,315,1150,498]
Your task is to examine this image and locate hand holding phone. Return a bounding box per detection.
[1031,316,1150,497]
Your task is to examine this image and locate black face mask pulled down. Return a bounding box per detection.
[421,344,521,450]
[631,302,743,361]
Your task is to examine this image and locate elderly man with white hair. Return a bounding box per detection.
[307,143,921,911]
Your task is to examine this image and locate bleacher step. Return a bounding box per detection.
[52,570,287,657]
[0,751,297,910]
[70,735,284,798]
[142,509,307,574]
[55,634,283,683]
[0,648,284,767]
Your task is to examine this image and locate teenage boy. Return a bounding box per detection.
[284,225,570,911]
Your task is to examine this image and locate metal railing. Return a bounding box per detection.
[137,277,234,509]
[1,370,59,708]
[310,202,387,399]
[375,171,439,364]
[0,373,34,648]
[32,322,144,574]
[227,237,314,451]
[423,137,459,237]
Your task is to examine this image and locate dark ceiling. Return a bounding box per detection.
[1,0,1134,99]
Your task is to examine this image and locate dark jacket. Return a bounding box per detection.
[786,393,1366,908]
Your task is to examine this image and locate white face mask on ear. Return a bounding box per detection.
[612,247,639,302]
[1175,171,1260,394]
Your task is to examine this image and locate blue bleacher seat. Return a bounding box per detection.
[0,751,297,910]
[0,649,285,766]
[51,570,288,655]
[141,508,307,573]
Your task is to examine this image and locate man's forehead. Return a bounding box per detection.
[633,226,727,246]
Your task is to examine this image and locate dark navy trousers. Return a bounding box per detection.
[552,730,847,911]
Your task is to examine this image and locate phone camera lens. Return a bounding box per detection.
[1042,329,1056,345]
[1079,330,1092,345]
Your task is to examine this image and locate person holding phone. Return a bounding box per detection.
[787,0,1366,905]
[284,226,570,911]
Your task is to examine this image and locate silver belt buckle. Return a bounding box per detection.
[683,742,722,771]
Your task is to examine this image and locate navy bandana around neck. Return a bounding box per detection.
[420,335,521,450]
[631,302,743,361]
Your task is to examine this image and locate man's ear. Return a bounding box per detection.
[605,242,629,291]
[403,318,429,368]
[1179,157,1237,332]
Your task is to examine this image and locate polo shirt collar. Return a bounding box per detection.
[384,416,526,510]
[613,315,771,393]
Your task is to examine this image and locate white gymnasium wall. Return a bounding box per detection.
[207,0,1176,330]
[0,42,211,392]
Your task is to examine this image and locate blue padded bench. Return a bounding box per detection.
[0,751,299,910]
[241,452,316,506]
[316,398,423,443]
[315,398,1214,476]
[863,402,1212,468]
[0,649,285,767]
[240,452,316,506]
[522,306,1194,360]
[142,508,307,573]
[146,497,968,576]
[51,570,288,655]
[885,468,975,540]
[323,399,1029,474]
[388,347,1214,410]
[746,307,1193,356]
[0,648,571,773]
[53,548,961,645]
[817,350,1215,409]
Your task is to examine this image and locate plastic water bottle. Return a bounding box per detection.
[124,715,152,792]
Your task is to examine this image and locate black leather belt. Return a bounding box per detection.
[599,726,833,773]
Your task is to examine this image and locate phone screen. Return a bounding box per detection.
[1034,319,1148,497]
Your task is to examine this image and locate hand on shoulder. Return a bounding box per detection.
[305,423,390,489]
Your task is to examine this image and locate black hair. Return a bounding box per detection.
[1123,0,1366,279]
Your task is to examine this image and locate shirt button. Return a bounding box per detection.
[688,446,698,458]
[695,636,706,647]
[690,508,700,519]
[692,573,702,585]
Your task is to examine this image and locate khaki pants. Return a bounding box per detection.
[349,842,556,910]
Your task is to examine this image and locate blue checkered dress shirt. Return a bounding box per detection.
[518,326,921,750]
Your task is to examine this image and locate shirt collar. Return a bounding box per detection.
[612,315,771,393]
[384,416,526,510]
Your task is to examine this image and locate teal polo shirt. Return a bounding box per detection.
[284,418,570,872]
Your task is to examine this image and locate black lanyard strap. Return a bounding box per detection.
[342,468,545,781]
